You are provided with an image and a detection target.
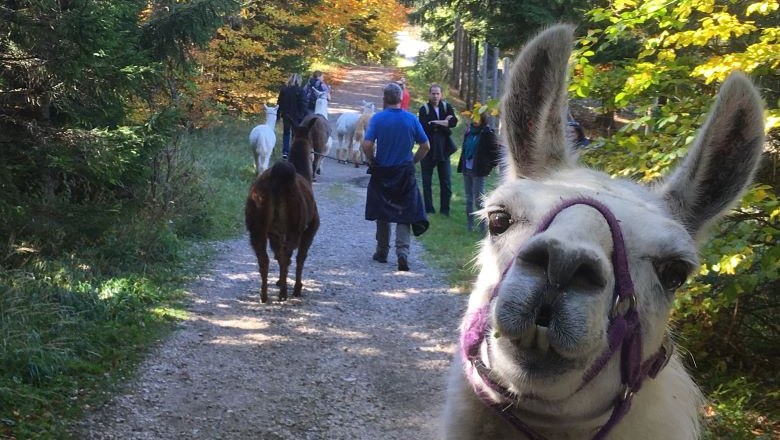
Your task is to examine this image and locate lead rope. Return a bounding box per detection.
[310,151,369,168]
[461,197,672,440]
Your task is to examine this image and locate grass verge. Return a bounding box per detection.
[0,116,267,439]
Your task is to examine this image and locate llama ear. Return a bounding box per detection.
[661,72,765,236]
[501,24,576,180]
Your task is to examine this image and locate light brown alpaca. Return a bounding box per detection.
[352,108,374,166]
[442,25,765,440]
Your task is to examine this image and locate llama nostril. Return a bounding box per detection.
[519,243,549,273]
[535,304,552,327]
[572,261,607,289]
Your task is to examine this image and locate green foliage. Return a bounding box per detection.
[0,231,204,438]
[0,112,256,438]
[195,0,315,114]
[413,0,596,49]
[0,1,240,256]
[570,0,780,435]
[182,117,268,237]
[406,48,452,98]
[0,4,251,435]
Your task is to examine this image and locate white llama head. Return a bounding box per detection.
[263,103,278,125]
[445,24,765,439]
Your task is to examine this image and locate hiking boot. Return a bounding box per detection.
[372,252,387,263]
[397,255,409,272]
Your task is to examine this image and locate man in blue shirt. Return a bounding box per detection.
[361,83,430,271]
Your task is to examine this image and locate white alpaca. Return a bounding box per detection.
[248,104,278,176]
[335,112,360,162]
[442,25,765,440]
[351,102,375,166]
[314,89,329,118]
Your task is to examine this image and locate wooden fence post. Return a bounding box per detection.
[468,39,478,108]
[492,46,500,99]
[480,41,488,104]
[459,32,466,102]
[451,18,462,93]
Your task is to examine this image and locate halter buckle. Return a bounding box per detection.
[620,385,634,402]
[609,293,637,319]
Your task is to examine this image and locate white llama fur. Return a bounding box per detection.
[442,25,765,440]
[335,112,360,162]
[248,104,278,176]
[314,89,329,118]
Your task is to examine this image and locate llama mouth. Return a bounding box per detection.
[512,324,552,353]
[497,325,578,375]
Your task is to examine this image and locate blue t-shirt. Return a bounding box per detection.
[365,108,428,166]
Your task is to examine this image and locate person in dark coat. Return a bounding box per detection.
[276,73,306,158]
[303,70,330,115]
[418,83,458,216]
[362,83,430,271]
[457,113,501,233]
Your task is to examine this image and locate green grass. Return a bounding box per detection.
[0,245,208,439]
[183,118,274,238]
[0,116,265,439]
[414,120,501,292]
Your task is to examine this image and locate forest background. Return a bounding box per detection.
[0,0,777,438]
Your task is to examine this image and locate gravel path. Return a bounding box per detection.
[77,66,466,440]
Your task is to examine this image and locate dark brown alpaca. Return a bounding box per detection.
[245,125,319,303]
[299,113,329,179]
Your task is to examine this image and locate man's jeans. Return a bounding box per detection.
[375,221,411,258]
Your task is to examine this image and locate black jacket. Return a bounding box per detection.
[277,85,306,124]
[365,162,429,236]
[418,101,458,163]
[457,125,501,177]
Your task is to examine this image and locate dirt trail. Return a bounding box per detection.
[77,66,466,440]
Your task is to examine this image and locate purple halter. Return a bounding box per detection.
[461,197,673,440]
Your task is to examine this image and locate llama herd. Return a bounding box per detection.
[245,89,376,304]
[249,93,375,176]
[245,25,765,439]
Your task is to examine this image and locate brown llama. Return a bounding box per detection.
[300,113,330,179]
[245,124,319,303]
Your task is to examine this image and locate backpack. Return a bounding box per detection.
[567,119,591,148]
[304,80,321,108]
[421,100,448,117]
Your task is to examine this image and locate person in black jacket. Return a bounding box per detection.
[457,113,500,233]
[276,73,306,158]
[418,84,458,216]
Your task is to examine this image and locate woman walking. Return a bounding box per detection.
[277,73,306,158]
[457,112,500,233]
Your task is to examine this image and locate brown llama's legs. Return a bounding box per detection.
[294,220,319,298]
[257,246,270,304]
[269,238,288,302]
[249,230,271,303]
[277,249,292,302]
[311,157,319,180]
[292,249,306,298]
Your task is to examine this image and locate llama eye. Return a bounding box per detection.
[655,259,690,292]
[488,210,513,235]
